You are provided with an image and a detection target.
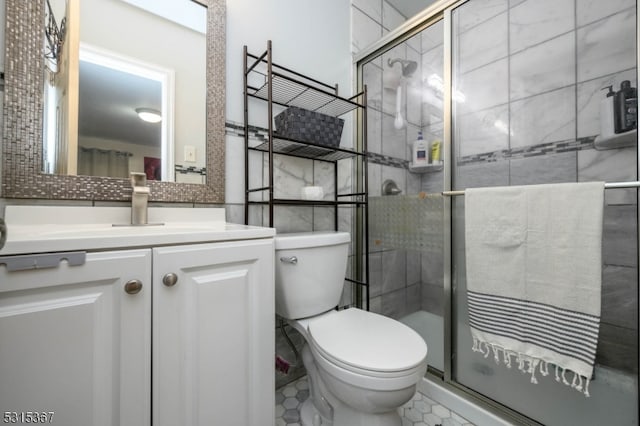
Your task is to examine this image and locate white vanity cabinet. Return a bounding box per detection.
[0,249,153,426]
[152,238,275,426]
[0,211,275,426]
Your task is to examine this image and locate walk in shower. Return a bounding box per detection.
[357,0,638,424]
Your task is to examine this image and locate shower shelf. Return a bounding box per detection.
[408,162,443,174]
[243,41,371,311]
[594,129,637,150]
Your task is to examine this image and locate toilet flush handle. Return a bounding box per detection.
[279,256,298,265]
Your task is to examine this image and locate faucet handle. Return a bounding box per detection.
[130,172,147,188]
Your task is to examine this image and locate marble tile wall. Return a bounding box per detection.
[452,0,637,161]
[225,123,354,235]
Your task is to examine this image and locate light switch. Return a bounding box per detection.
[184,145,196,162]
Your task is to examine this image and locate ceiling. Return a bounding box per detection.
[78,60,162,148]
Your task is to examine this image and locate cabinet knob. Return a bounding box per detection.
[163,273,178,287]
[124,279,143,295]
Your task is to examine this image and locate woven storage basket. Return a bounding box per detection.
[274,106,344,147]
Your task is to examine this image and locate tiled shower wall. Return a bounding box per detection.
[354,0,638,373]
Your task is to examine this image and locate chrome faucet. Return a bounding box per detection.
[130,172,150,225]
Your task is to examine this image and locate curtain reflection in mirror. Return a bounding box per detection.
[78,147,131,178]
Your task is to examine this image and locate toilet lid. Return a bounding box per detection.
[307,308,427,373]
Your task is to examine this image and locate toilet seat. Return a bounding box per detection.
[307,309,427,377]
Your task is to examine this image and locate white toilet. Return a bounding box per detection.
[275,231,428,426]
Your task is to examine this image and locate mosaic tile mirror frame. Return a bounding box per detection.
[1,0,226,203]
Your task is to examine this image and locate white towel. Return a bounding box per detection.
[465,182,604,397]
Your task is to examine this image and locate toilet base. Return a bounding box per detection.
[300,397,331,426]
[296,340,416,426]
[299,392,402,426]
[328,396,402,426]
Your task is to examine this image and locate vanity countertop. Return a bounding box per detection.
[0,206,275,255]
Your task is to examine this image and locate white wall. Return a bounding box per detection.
[0,0,5,72]
[226,0,352,123]
[225,0,353,207]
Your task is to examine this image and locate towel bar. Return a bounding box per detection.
[441,181,640,197]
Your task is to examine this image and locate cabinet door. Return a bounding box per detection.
[153,239,274,426]
[0,249,151,426]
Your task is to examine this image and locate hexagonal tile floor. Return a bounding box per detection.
[275,376,476,426]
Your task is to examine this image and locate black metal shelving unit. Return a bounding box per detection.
[243,40,370,309]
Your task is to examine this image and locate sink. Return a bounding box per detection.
[34,222,227,238]
[0,206,274,255]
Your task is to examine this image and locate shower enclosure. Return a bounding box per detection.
[356,0,638,424]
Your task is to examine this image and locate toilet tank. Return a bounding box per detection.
[275,231,350,319]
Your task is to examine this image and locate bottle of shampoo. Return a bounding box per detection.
[626,95,638,131]
[413,132,427,165]
[600,85,615,138]
[615,80,637,133]
[430,139,442,165]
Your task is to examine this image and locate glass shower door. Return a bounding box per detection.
[450,1,638,424]
[361,19,446,373]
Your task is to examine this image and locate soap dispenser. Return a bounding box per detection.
[412,131,427,165]
[614,80,638,133]
[624,82,637,131]
[600,85,615,139]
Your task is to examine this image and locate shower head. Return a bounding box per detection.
[387,58,418,78]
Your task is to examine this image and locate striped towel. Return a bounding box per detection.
[465,182,604,397]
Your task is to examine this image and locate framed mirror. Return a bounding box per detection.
[2,0,225,203]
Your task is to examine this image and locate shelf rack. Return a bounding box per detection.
[243,40,370,310]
